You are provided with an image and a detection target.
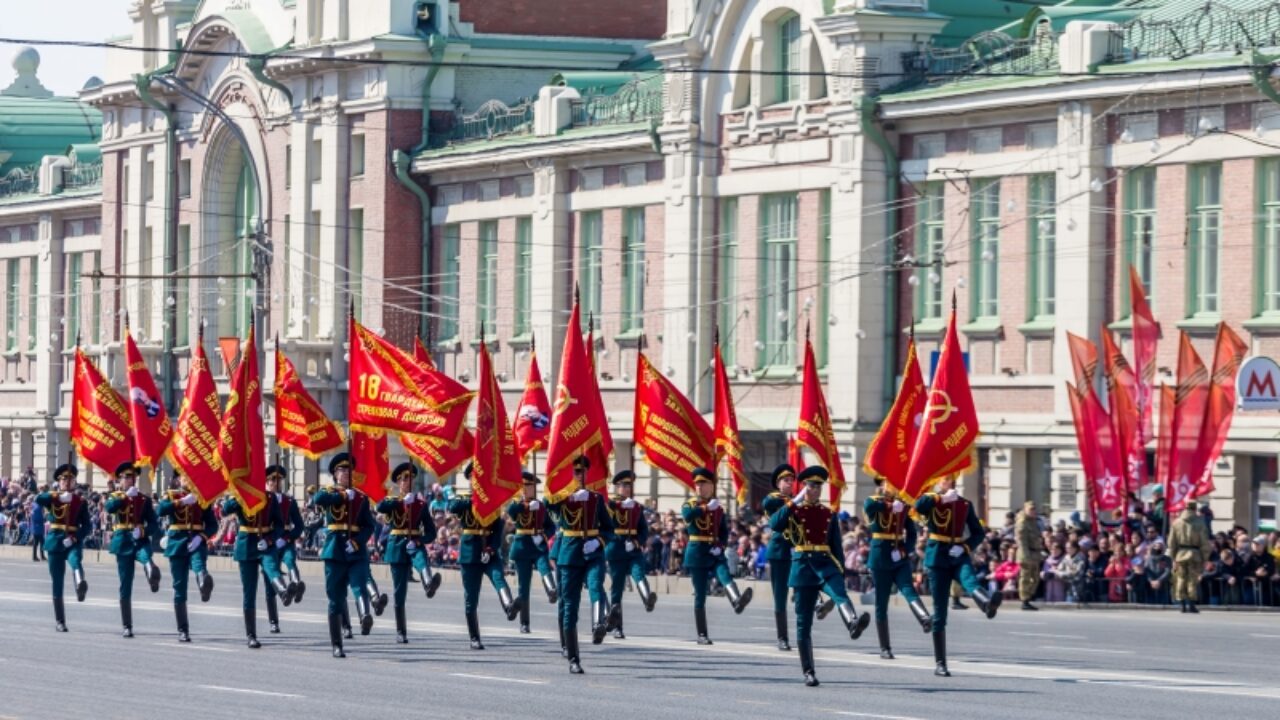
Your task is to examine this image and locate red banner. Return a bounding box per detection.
[1193,323,1247,498]
[348,316,474,442]
[713,340,748,504]
[470,336,523,525]
[787,434,803,475]
[274,348,345,460]
[1166,333,1210,514]
[401,431,473,479]
[1130,266,1159,444]
[165,338,227,506]
[513,349,552,461]
[1066,331,1099,392]
[70,347,134,476]
[351,429,390,504]
[216,325,267,514]
[1066,382,1125,522]
[545,302,609,501]
[581,322,614,483]
[864,338,926,492]
[414,336,435,369]
[123,327,172,467]
[900,308,978,503]
[796,336,846,508]
[634,353,715,490]
[1101,329,1145,493]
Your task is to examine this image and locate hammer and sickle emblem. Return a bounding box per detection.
[554,384,578,414]
[925,389,955,435]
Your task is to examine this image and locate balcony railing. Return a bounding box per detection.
[442,98,535,146]
[61,161,103,191]
[568,75,664,129]
[0,164,39,199]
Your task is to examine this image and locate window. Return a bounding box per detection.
[178,158,191,198]
[915,183,945,322]
[1260,159,1280,315]
[1189,163,1222,316]
[717,198,738,366]
[6,260,18,351]
[621,208,646,332]
[349,209,364,318]
[350,134,365,177]
[759,193,798,367]
[1028,174,1056,320]
[66,253,81,349]
[514,217,532,336]
[817,190,831,366]
[439,224,461,341]
[1124,167,1156,309]
[777,14,803,103]
[579,211,603,319]
[175,226,190,346]
[971,181,1001,320]
[477,221,498,334]
[310,139,322,183]
[27,259,37,350]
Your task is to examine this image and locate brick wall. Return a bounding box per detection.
[458,0,667,40]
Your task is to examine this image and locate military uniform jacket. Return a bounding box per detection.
[681,499,729,569]
[1015,511,1045,564]
[863,494,917,573]
[312,487,376,562]
[277,493,305,543]
[761,491,794,561]
[605,498,648,563]
[549,491,614,567]
[448,497,504,565]
[104,492,159,557]
[157,493,218,557]
[377,494,438,565]
[914,493,984,569]
[507,499,555,562]
[35,492,91,552]
[222,495,285,562]
[1169,513,1212,564]
[770,499,843,587]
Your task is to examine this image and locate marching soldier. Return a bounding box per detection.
[313,452,378,658]
[507,470,558,634]
[157,475,218,642]
[864,477,932,659]
[915,477,1001,677]
[1015,500,1046,610]
[263,464,305,635]
[376,461,440,643]
[223,488,297,649]
[770,466,872,686]
[36,464,91,632]
[548,455,617,674]
[104,460,162,638]
[761,463,797,650]
[682,467,753,645]
[1170,500,1212,613]
[606,469,656,639]
[449,462,522,650]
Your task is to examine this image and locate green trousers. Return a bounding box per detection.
[689,558,734,610]
[558,557,608,630]
[168,550,208,604]
[514,554,552,609]
[928,562,980,633]
[871,562,923,622]
[390,550,431,607]
[46,546,83,600]
[608,555,647,606]
[324,557,370,615]
[460,560,509,615]
[237,554,284,611]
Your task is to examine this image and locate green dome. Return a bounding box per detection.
[0,95,101,175]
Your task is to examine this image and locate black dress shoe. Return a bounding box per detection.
[804,672,819,687]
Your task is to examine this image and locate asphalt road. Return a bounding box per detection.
[1,557,1277,720]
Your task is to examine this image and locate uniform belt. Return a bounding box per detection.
[688,535,715,542]
[462,529,491,536]
[614,529,638,535]
[113,524,139,531]
[929,533,965,544]
[238,527,268,534]
[872,532,904,541]
[562,530,599,538]
[169,524,201,531]
[793,544,829,553]
[390,529,423,536]
[327,524,352,532]
[514,529,541,535]
[49,523,78,532]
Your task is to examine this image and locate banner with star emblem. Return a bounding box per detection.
[1066,381,1125,525]
[1191,323,1247,499]
[123,320,173,467]
[1101,329,1145,493]
[1130,265,1159,443]
[864,336,926,494]
[545,299,609,501]
[469,333,523,525]
[796,331,847,508]
[513,344,552,461]
[634,352,715,490]
[713,335,748,504]
[1166,333,1209,514]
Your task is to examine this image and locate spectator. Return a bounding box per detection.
[1083,545,1108,602]
[1041,542,1068,603]
[992,546,1020,596]
[1106,546,1130,602]
[1146,542,1172,605]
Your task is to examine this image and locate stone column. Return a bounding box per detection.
[527,159,571,388]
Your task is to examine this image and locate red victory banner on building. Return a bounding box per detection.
[348,315,474,443]
[165,333,227,506]
[796,328,847,508]
[1192,323,1247,498]
[1130,266,1159,443]
[351,428,390,504]
[713,335,749,504]
[70,345,135,476]
[274,346,345,460]
[513,340,552,461]
[900,302,978,503]
[545,298,610,501]
[864,335,926,492]
[216,323,267,514]
[1166,333,1210,514]
[634,352,715,490]
[469,333,523,525]
[1101,329,1145,493]
[122,318,172,467]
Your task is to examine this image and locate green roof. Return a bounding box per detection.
[0,95,101,175]
[929,0,1063,46]
[417,122,651,161]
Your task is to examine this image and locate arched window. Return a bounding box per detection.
[776,13,803,103]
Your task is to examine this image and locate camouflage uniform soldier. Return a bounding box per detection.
[1015,501,1045,610]
[1169,500,1212,614]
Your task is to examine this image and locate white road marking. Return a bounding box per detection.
[199,685,302,699]
[995,620,1047,626]
[450,673,546,685]
[833,712,928,720]
[1040,646,1135,655]
[1249,633,1280,639]
[151,642,236,653]
[1008,631,1087,640]
[1076,678,1280,701]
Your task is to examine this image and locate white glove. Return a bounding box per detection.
[62,537,75,548]
[345,540,358,554]
[706,498,720,511]
[710,546,723,557]
[407,540,417,550]
[345,489,356,500]
[187,536,203,552]
[572,489,589,501]
[948,545,964,558]
[528,500,541,511]
[625,541,636,553]
[256,540,268,552]
[181,493,198,506]
[132,527,143,540]
[891,550,903,563]
[621,498,636,509]
[891,500,905,513]
[942,489,959,504]
[403,492,416,504]
[533,535,544,546]
[583,538,601,554]
[160,536,169,550]
[126,486,140,498]
[59,492,73,503]
[275,538,287,549]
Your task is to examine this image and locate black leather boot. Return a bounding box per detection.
[837,601,871,640]
[121,598,133,638]
[775,611,791,651]
[591,601,608,645]
[395,604,408,644]
[366,579,388,617]
[245,609,261,649]
[877,619,893,659]
[933,630,950,677]
[266,591,280,633]
[197,571,213,603]
[638,577,657,611]
[559,622,567,657]
[725,581,753,614]
[695,606,712,645]
[146,560,161,593]
[73,568,88,602]
[566,626,583,674]
[799,638,818,687]
[356,593,374,635]
[973,587,1002,619]
[612,606,625,639]
[272,575,294,607]
[815,596,835,620]
[422,567,442,599]
[175,602,191,642]
[499,587,522,622]
[340,602,353,639]
[328,613,345,658]
[519,602,531,634]
[289,567,306,603]
[466,611,484,650]
[54,596,67,632]
[908,598,933,633]
[542,572,558,604]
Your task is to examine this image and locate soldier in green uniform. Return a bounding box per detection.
[157,476,218,642]
[448,462,522,650]
[1170,500,1212,613]
[863,477,932,659]
[36,464,91,632]
[770,466,872,687]
[606,469,656,640]
[103,460,162,638]
[312,452,378,658]
[914,477,1001,676]
[1015,500,1046,610]
[682,467,753,645]
[263,465,305,634]
[507,470,558,634]
[548,455,617,674]
[223,487,296,649]
[375,461,439,643]
[761,463,797,650]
